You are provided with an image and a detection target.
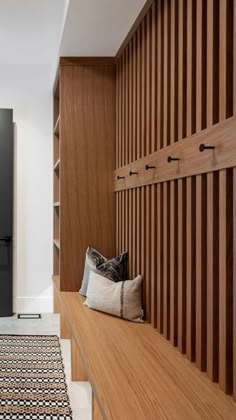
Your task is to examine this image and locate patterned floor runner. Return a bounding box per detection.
[0,335,72,420]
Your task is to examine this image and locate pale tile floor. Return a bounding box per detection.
[0,313,92,420]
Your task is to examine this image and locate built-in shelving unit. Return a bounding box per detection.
[53,74,60,284]
[52,57,116,298]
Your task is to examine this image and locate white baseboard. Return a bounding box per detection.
[14,296,53,314]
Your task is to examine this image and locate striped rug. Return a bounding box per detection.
[0,335,72,419]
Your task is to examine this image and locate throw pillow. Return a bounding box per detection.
[84,271,143,323]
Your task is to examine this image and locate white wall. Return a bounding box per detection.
[0,64,53,313]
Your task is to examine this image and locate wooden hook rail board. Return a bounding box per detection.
[114,117,236,191]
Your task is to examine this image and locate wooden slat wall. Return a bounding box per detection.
[115,0,236,397]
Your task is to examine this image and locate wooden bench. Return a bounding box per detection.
[53,278,236,420]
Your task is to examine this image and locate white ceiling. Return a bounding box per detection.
[0,0,68,65]
[59,0,146,57]
[0,0,146,68]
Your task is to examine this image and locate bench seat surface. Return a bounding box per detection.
[59,291,236,420]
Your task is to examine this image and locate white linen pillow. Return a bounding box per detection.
[84,271,143,323]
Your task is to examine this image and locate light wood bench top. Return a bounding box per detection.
[59,290,236,420]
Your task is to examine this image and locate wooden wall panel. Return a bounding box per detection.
[196,174,207,371]
[170,180,178,346]
[206,171,219,382]
[114,0,236,398]
[177,178,186,354]
[219,169,233,394]
[186,177,196,362]
[60,64,116,291]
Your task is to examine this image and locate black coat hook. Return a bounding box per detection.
[199,144,215,152]
[145,164,156,170]
[129,171,138,176]
[167,156,179,163]
[117,175,125,180]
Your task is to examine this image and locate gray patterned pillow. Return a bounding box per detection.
[79,246,107,296]
[79,247,129,297]
[97,251,128,283]
[84,271,143,323]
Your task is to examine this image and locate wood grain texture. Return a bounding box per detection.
[60,309,71,339]
[196,174,207,371]
[219,169,233,394]
[186,176,196,362]
[71,335,88,382]
[177,178,186,354]
[150,184,157,328]
[207,171,219,382]
[196,0,202,132]
[60,64,116,291]
[157,183,163,333]
[114,117,236,191]
[92,393,103,420]
[233,167,236,400]
[58,290,236,420]
[113,0,236,401]
[170,180,178,346]
[163,181,170,339]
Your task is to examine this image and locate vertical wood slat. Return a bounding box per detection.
[186,0,192,137]
[233,167,236,400]
[163,0,168,148]
[146,10,151,156]
[133,34,137,162]
[156,0,161,151]
[234,0,236,116]
[196,174,207,371]
[125,48,129,166]
[157,183,163,333]
[170,0,177,144]
[118,60,121,168]
[151,184,157,328]
[116,193,119,255]
[163,182,170,339]
[128,189,132,278]
[207,171,219,382]
[136,188,141,276]
[121,54,125,167]
[151,1,156,153]
[219,0,227,121]
[137,27,141,160]
[196,0,202,132]
[141,187,146,318]
[170,180,178,346]
[178,178,186,354]
[121,190,125,252]
[207,0,214,127]
[129,43,132,165]
[125,189,129,258]
[141,20,146,158]
[219,168,233,394]
[145,186,151,322]
[132,188,137,278]
[178,0,183,140]
[186,177,196,362]
[116,64,119,169]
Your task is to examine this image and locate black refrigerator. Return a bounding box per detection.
[0,109,14,317]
